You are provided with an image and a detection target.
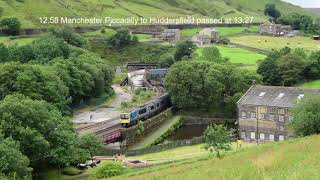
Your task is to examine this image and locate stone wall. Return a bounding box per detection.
[122,108,173,147]
[181,116,237,126]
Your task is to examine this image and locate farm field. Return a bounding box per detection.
[230,35,320,52]
[299,80,320,89]
[113,135,320,180]
[197,45,266,65]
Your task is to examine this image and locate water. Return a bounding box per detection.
[168,124,237,141]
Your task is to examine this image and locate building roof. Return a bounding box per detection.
[237,85,320,108]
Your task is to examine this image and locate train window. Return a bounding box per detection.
[120,114,129,119]
[150,106,155,110]
[157,103,159,107]
[139,108,147,114]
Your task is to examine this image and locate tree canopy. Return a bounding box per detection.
[174,40,197,61]
[0,17,21,36]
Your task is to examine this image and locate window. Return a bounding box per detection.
[259,92,266,97]
[260,113,265,120]
[241,111,247,118]
[138,108,147,115]
[251,112,256,118]
[269,134,274,141]
[269,114,275,121]
[279,135,285,141]
[276,93,285,99]
[278,108,285,114]
[279,115,285,122]
[260,133,265,140]
[241,132,246,139]
[250,132,255,139]
[150,106,155,110]
[270,107,277,113]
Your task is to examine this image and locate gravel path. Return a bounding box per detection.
[72,85,132,124]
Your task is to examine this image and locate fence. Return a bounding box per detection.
[101,136,204,156]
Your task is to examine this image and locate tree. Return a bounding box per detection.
[305,51,320,80]
[78,133,104,162]
[109,28,132,48]
[0,17,21,36]
[276,54,306,86]
[291,95,320,136]
[0,133,31,178]
[203,124,232,158]
[199,46,225,63]
[0,43,9,62]
[8,44,36,63]
[49,26,86,47]
[159,53,175,68]
[264,4,281,22]
[174,40,196,61]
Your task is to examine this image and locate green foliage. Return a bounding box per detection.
[49,26,86,47]
[174,40,197,61]
[136,121,145,135]
[165,61,261,111]
[203,124,232,158]
[159,53,175,68]
[90,161,125,179]
[264,4,281,21]
[199,46,225,63]
[62,166,82,176]
[146,116,183,147]
[0,133,31,178]
[121,90,155,110]
[0,43,9,62]
[0,17,21,36]
[305,51,320,80]
[78,133,104,161]
[291,95,320,136]
[279,13,317,33]
[109,28,133,48]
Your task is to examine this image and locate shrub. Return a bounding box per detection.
[91,161,125,179]
[0,17,21,36]
[100,28,106,34]
[62,166,82,176]
[219,38,230,45]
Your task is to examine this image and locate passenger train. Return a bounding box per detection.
[120,93,171,127]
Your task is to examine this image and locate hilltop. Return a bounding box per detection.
[0,0,319,28]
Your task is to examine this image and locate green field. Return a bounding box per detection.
[0,36,36,46]
[230,35,320,52]
[181,26,259,38]
[197,45,266,65]
[1,0,319,28]
[113,135,320,180]
[82,28,116,38]
[299,80,320,89]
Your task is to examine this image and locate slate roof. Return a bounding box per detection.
[237,85,320,108]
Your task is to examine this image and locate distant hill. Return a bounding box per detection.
[0,0,319,28]
[305,8,320,15]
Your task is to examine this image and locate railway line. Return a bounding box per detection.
[75,68,170,144]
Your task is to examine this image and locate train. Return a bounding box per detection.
[120,93,171,127]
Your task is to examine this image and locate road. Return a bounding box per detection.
[72,85,132,124]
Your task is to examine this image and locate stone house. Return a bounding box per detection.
[259,23,292,36]
[156,29,181,42]
[192,28,220,45]
[237,85,320,143]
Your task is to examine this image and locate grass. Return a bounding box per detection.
[1,0,318,28]
[181,26,259,38]
[0,36,36,46]
[135,34,152,42]
[197,45,266,65]
[299,80,320,89]
[121,90,156,111]
[230,35,320,52]
[83,28,116,38]
[113,135,320,180]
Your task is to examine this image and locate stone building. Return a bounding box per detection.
[192,28,220,45]
[237,85,320,143]
[259,23,292,36]
[156,29,181,42]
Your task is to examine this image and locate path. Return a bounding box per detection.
[72,85,132,124]
[131,116,176,150]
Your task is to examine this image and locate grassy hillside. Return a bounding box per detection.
[113,135,320,179]
[0,0,319,28]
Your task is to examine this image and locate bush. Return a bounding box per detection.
[100,28,106,34]
[91,161,125,179]
[0,17,21,36]
[219,38,230,45]
[49,26,85,47]
[62,166,82,176]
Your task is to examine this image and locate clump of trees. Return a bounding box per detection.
[0,17,21,36]
[291,95,320,137]
[257,48,320,86]
[109,28,137,48]
[49,26,86,47]
[165,60,261,115]
[264,4,281,22]
[279,13,320,34]
[174,40,197,61]
[203,124,232,158]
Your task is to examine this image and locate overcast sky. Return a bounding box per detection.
[282,0,320,8]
